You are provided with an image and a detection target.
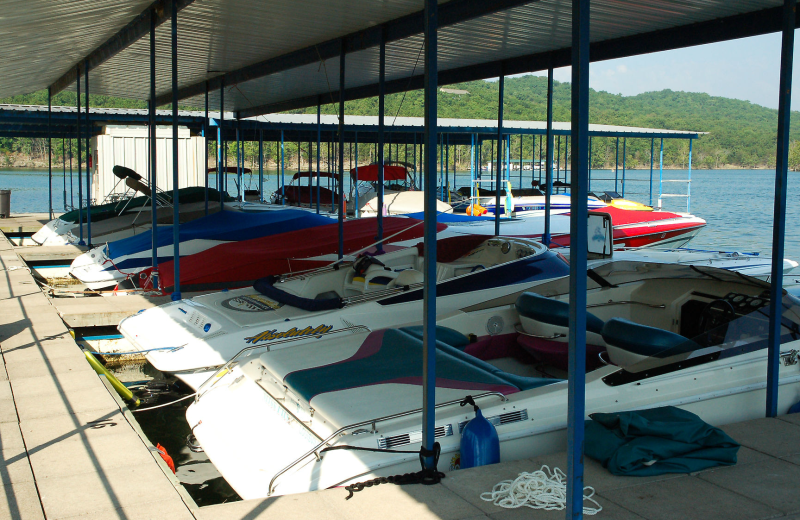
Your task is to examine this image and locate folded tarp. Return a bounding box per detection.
[585,406,739,476]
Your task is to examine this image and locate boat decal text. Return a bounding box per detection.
[221,294,285,312]
[244,324,333,344]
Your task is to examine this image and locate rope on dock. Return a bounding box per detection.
[131,392,197,412]
[479,465,602,515]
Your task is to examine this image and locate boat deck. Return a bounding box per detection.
[2,225,800,520]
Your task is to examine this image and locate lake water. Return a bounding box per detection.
[2,167,798,262]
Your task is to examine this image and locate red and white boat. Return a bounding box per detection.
[133,206,704,294]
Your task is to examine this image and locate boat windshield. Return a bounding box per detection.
[619,292,800,376]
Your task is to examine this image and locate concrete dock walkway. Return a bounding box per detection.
[2,225,800,519]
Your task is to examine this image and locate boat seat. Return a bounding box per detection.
[515,292,607,349]
[516,292,604,334]
[434,340,557,391]
[284,328,557,402]
[399,325,471,351]
[601,318,701,370]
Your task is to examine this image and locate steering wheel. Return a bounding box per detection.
[697,299,736,345]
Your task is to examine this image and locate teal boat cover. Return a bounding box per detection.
[585,406,739,476]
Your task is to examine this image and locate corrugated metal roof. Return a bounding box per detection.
[75,0,779,113]
[0,104,703,139]
[0,0,156,99]
[0,0,783,114]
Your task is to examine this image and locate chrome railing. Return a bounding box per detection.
[267,391,508,496]
[194,324,372,399]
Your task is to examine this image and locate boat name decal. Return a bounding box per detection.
[244,324,333,344]
[221,294,285,312]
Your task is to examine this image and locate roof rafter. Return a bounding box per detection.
[49,0,196,96]
[154,0,538,107]
[239,4,798,118]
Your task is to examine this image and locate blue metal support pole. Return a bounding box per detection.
[316,99,321,214]
[84,60,92,247]
[413,133,417,187]
[69,138,73,209]
[378,30,386,245]
[649,138,654,206]
[281,131,285,205]
[422,0,439,470]
[588,136,592,193]
[538,135,543,184]
[48,88,52,220]
[567,0,590,516]
[76,65,84,246]
[505,134,510,192]
[216,123,222,199]
[767,0,795,417]
[219,79,225,207]
[544,66,554,245]
[614,137,619,192]
[687,139,693,213]
[495,71,504,235]
[519,134,523,188]
[337,40,346,260]
[149,9,158,284]
[355,132,359,219]
[470,134,475,202]
[556,135,561,188]
[204,83,209,215]
[236,122,242,201]
[170,0,181,301]
[658,138,664,209]
[445,134,449,203]
[439,134,444,200]
[258,130,264,202]
[62,137,66,211]
[621,138,626,197]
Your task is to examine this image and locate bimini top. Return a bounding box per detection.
[350,164,408,182]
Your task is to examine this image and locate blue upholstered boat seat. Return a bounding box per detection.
[399,326,555,390]
[399,325,471,351]
[516,292,604,334]
[284,328,557,402]
[601,318,701,370]
[433,340,557,391]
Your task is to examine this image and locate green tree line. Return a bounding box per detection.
[3,75,800,170]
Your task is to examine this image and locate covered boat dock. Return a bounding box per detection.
[0,0,797,519]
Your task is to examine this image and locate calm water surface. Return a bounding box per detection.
[3,167,798,260]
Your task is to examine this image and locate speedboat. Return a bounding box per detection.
[131,215,447,294]
[350,162,453,217]
[472,182,606,216]
[274,171,341,209]
[69,209,335,291]
[185,249,800,499]
[591,191,654,211]
[119,234,571,390]
[609,247,798,281]
[32,164,235,246]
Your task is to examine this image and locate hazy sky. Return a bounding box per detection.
[525,31,800,111]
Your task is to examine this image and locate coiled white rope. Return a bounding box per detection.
[480,465,602,515]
